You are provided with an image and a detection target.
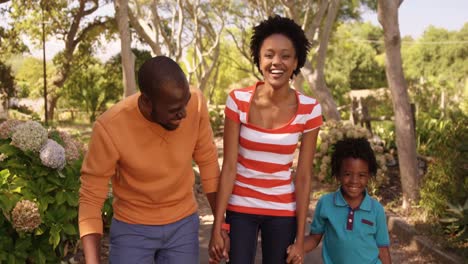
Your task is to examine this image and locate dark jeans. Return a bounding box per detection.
[226,210,297,264]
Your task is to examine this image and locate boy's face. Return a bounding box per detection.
[337,158,370,205]
[143,81,191,131]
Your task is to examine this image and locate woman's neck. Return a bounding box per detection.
[260,82,292,103]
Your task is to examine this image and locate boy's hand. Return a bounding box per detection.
[286,243,304,264]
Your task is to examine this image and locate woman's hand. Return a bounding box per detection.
[286,242,305,264]
[208,229,230,263]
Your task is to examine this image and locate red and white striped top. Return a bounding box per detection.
[225,82,323,216]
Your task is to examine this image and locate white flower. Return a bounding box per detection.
[322,155,331,165]
[11,121,48,152]
[40,139,66,169]
[0,119,23,139]
[0,153,8,161]
[374,145,384,153]
[11,200,41,232]
[318,172,326,181]
[320,133,328,142]
[336,131,344,140]
[57,131,81,162]
[320,142,329,153]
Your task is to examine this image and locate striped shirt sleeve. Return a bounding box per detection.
[304,103,323,133]
[224,91,241,123]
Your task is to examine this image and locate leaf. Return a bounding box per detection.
[62,223,77,235]
[0,169,10,185]
[56,191,66,205]
[35,227,45,236]
[65,192,78,207]
[14,237,31,254]
[439,217,458,223]
[35,249,46,264]
[49,226,61,249]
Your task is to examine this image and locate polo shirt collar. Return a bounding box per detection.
[333,187,372,212]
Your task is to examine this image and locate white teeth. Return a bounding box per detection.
[271,70,284,74]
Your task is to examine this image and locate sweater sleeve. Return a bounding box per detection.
[78,120,119,238]
[192,92,220,194]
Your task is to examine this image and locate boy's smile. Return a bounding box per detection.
[337,158,370,208]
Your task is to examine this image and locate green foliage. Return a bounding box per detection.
[105,48,153,93]
[403,24,468,118]
[439,199,468,242]
[0,119,88,263]
[11,56,56,99]
[62,44,121,123]
[314,121,389,195]
[0,61,16,101]
[208,106,224,137]
[419,118,468,217]
[326,22,386,106]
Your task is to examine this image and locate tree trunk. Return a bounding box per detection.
[115,0,137,98]
[378,0,419,209]
[47,95,59,121]
[299,0,341,121]
[301,61,341,120]
[292,73,305,94]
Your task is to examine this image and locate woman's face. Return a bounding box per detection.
[259,34,298,89]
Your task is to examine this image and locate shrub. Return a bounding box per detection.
[209,105,224,137]
[419,118,468,217]
[314,120,391,195]
[0,119,84,263]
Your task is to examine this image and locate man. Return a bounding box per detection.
[79,56,220,263]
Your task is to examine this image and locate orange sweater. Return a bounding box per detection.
[78,90,220,238]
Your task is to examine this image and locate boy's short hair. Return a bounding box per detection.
[250,15,311,77]
[331,137,378,177]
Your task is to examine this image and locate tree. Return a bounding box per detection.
[325,22,386,106]
[402,24,468,119]
[105,48,152,94]
[6,0,114,121]
[0,61,15,110]
[231,0,376,120]
[127,0,225,92]
[63,45,121,122]
[378,0,419,209]
[114,0,137,98]
[12,56,56,99]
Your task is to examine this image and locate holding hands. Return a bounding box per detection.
[286,242,305,264]
[209,228,230,264]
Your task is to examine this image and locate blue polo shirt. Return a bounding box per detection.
[310,188,390,264]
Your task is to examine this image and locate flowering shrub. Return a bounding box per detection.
[40,139,66,170]
[10,121,48,152]
[0,119,84,263]
[0,119,23,139]
[11,200,42,233]
[314,120,391,194]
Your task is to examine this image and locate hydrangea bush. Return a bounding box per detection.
[0,120,84,263]
[314,120,392,195]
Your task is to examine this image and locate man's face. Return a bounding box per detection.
[145,82,191,131]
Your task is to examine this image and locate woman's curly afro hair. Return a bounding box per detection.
[250,15,311,77]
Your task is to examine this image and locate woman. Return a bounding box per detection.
[209,15,322,264]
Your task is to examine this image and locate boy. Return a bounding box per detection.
[288,137,391,264]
